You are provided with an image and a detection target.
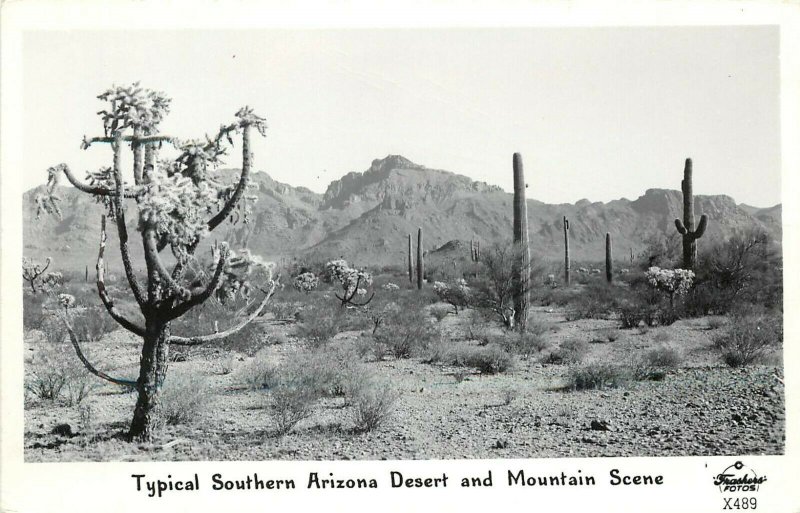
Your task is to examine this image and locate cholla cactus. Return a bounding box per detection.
[58,293,76,310]
[433,279,471,314]
[38,83,277,440]
[645,266,695,308]
[292,272,319,294]
[382,282,400,291]
[42,272,64,290]
[22,257,52,293]
[325,259,374,307]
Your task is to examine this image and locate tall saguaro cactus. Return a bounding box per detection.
[416,227,424,290]
[512,153,530,331]
[605,233,613,283]
[407,233,414,284]
[563,216,571,286]
[37,83,277,440]
[674,158,708,270]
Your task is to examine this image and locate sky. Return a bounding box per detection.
[23,27,781,207]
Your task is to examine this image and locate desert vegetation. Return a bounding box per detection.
[23,85,784,461]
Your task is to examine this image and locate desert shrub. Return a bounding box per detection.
[72,308,119,342]
[618,304,643,329]
[292,272,319,294]
[714,312,782,367]
[499,332,550,359]
[23,292,47,330]
[653,330,672,343]
[294,307,346,348]
[444,344,515,374]
[153,373,210,427]
[270,385,315,436]
[543,340,589,365]
[565,282,626,321]
[429,305,451,322]
[26,341,105,405]
[374,298,440,358]
[267,300,300,321]
[41,313,68,345]
[501,386,520,405]
[593,327,620,343]
[706,317,727,330]
[566,363,629,391]
[236,351,280,390]
[644,345,682,368]
[432,279,471,314]
[351,380,400,432]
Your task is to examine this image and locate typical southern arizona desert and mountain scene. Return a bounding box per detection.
[20,29,784,462]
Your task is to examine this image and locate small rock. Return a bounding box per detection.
[591,420,611,431]
[51,423,73,437]
[492,439,509,449]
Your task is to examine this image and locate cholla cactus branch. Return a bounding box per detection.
[96,215,146,337]
[165,244,232,321]
[60,310,138,388]
[22,256,52,293]
[206,124,253,232]
[169,280,278,346]
[110,133,147,307]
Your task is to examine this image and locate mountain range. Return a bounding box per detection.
[22,155,782,272]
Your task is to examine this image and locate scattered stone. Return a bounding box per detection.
[591,420,611,431]
[51,424,73,437]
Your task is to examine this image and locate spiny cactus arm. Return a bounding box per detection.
[110,134,146,307]
[60,311,137,387]
[52,163,142,198]
[81,134,176,150]
[674,218,688,235]
[694,214,708,238]
[169,281,277,346]
[164,245,230,321]
[206,124,252,232]
[142,229,195,301]
[96,216,146,336]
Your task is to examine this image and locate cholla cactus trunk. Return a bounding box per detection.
[512,153,530,331]
[416,227,424,290]
[674,158,708,270]
[407,233,414,284]
[605,233,613,283]
[563,216,571,286]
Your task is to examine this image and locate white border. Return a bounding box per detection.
[2,1,799,512]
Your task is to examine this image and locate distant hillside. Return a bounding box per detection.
[23,155,782,271]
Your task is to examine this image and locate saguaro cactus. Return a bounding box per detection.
[512,153,530,331]
[605,233,613,283]
[674,158,708,270]
[563,216,571,286]
[38,83,276,440]
[407,233,414,284]
[416,227,424,289]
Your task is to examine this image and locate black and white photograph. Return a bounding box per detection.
[2,2,799,512]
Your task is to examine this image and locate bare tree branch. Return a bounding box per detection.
[96,215,146,337]
[169,281,277,346]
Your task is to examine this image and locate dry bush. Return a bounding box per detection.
[440,343,515,374]
[154,373,211,427]
[270,385,316,436]
[542,340,589,365]
[23,293,47,330]
[25,342,102,405]
[351,379,400,432]
[714,311,782,367]
[294,307,348,348]
[374,300,440,359]
[566,363,629,391]
[501,386,520,405]
[429,305,451,322]
[236,351,280,390]
[498,332,550,359]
